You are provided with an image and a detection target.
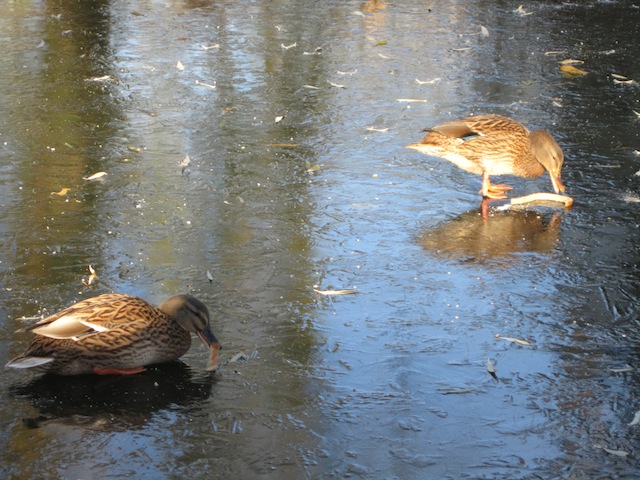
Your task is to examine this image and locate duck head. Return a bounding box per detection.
[530,130,565,194]
[160,294,220,371]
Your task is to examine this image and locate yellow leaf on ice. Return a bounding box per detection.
[51,188,70,196]
[559,65,587,76]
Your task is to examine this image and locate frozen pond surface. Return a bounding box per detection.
[1,0,640,478]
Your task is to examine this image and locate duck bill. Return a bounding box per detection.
[549,170,565,194]
[197,327,221,371]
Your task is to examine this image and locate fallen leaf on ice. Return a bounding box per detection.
[487,358,498,380]
[437,388,472,395]
[206,270,214,282]
[415,78,441,85]
[514,5,532,16]
[611,73,636,85]
[83,172,108,181]
[495,334,534,346]
[227,352,248,364]
[82,264,99,286]
[486,357,496,373]
[51,188,70,196]
[179,155,191,167]
[313,288,359,296]
[274,115,285,123]
[179,155,191,173]
[608,364,633,372]
[84,75,113,82]
[628,410,640,426]
[195,79,216,89]
[611,73,630,80]
[303,47,322,55]
[596,445,629,457]
[281,42,297,50]
[480,25,489,37]
[176,60,185,71]
[200,44,220,50]
[560,65,588,76]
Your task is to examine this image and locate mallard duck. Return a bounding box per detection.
[406,114,565,199]
[5,294,220,376]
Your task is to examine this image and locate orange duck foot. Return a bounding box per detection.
[92,366,147,375]
[480,174,513,199]
[480,184,513,200]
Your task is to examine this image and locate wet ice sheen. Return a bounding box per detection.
[1,1,640,479]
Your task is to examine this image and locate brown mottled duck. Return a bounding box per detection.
[407,114,565,199]
[5,294,220,376]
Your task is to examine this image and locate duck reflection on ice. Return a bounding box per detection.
[418,207,565,262]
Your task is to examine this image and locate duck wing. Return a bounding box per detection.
[431,115,528,140]
[429,119,478,139]
[24,294,153,340]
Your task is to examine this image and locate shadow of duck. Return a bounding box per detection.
[10,361,216,430]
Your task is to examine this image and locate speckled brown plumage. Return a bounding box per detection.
[6,294,220,376]
[407,114,566,199]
